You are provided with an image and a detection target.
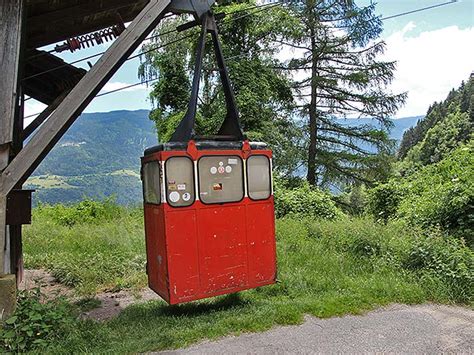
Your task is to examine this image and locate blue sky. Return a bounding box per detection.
[25,0,473,122]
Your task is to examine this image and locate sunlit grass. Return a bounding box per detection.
[22,206,473,353]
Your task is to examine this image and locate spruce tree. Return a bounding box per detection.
[283,0,406,186]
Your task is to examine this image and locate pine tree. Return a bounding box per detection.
[282,0,406,186]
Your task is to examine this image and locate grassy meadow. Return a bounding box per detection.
[1,200,469,353]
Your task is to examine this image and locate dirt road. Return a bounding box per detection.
[162,304,474,354]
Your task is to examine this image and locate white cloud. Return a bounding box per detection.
[384,23,474,118]
[24,100,46,126]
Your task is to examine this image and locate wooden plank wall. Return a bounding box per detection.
[0,0,24,276]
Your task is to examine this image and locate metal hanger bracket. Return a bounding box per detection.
[169,12,245,142]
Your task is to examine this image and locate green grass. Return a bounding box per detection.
[20,205,473,353]
[24,204,147,295]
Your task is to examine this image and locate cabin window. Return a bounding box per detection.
[247,155,272,200]
[143,161,161,204]
[198,156,244,204]
[165,157,195,207]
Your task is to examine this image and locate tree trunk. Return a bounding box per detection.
[306,27,318,186]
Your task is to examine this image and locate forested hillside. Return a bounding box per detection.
[398,77,473,172]
[25,110,157,205]
[369,76,474,246]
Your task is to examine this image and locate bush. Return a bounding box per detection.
[306,218,474,303]
[35,197,126,227]
[397,142,474,244]
[367,182,404,223]
[0,289,76,352]
[368,142,474,244]
[274,181,341,219]
[335,185,369,216]
[400,229,473,302]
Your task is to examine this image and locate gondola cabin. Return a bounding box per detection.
[141,141,276,304]
[141,12,276,304]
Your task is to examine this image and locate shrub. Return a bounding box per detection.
[35,197,126,227]
[401,229,474,303]
[335,185,369,216]
[368,142,474,244]
[306,218,474,303]
[367,182,404,223]
[397,142,474,244]
[0,289,76,352]
[274,182,341,219]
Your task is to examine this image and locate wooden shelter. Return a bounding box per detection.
[0,0,191,318]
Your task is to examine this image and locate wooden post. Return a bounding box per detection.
[0,0,23,319]
[0,0,171,198]
[0,0,23,278]
[22,91,68,140]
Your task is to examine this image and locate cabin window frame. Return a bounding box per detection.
[142,160,161,205]
[197,155,245,205]
[246,155,272,201]
[164,156,196,208]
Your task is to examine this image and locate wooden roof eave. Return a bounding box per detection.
[25,0,150,49]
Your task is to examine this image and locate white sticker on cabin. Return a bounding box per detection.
[177,184,186,191]
[182,192,191,201]
[228,158,238,165]
[169,191,180,203]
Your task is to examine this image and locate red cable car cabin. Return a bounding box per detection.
[142,141,276,304]
[140,12,276,304]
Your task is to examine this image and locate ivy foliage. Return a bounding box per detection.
[0,289,75,353]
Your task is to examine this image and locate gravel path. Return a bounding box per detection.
[162,304,474,354]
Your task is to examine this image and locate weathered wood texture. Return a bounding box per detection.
[0,0,23,147]
[0,0,171,198]
[26,0,149,48]
[0,0,23,276]
[0,196,8,276]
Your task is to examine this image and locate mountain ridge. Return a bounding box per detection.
[26,110,421,205]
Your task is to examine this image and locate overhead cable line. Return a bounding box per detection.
[380,0,457,21]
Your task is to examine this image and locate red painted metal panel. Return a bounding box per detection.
[197,205,248,294]
[144,205,169,302]
[246,200,277,284]
[165,210,200,303]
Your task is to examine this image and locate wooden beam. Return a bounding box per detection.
[26,0,149,48]
[27,0,143,28]
[0,0,23,276]
[0,196,7,276]
[0,0,23,147]
[0,0,171,198]
[22,91,68,140]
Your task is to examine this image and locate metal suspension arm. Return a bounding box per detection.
[170,12,245,142]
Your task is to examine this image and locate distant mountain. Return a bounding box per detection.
[338,116,423,142]
[25,110,420,205]
[26,110,157,205]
